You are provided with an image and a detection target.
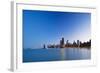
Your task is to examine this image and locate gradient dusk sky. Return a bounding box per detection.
[23,10,91,49]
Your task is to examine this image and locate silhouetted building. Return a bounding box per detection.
[45,37,91,49]
[77,40,80,47]
[61,37,64,45]
[66,40,69,44]
[65,40,69,47]
[60,38,64,45]
[73,41,77,47]
[43,44,46,49]
[60,37,65,48]
[79,40,91,48]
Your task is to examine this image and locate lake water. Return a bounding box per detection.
[23,48,91,62]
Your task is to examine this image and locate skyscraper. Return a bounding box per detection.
[66,40,69,44]
[43,44,46,49]
[62,37,64,45]
[65,40,69,47]
[60,37,65,48]
[77,40,80,47]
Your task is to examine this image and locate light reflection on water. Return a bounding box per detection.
[23,48,91,62]
[60,48,66,60]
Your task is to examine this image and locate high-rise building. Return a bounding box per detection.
[77,40,80,47]
[66,40,69,44]
[62,37,64,45]
[65,40,69,47]
[73,41,77,47]
[43,44,46,48]
[60,37,65,48]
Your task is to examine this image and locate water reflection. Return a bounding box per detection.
[61,48,66,60]
[23,48,91,62]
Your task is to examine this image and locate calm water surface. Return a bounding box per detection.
[23,48,91,62]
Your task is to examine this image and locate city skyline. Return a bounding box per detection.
[23,10,91,49]
[45,37,91,49]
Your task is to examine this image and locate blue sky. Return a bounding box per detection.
[23,10,91,49]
